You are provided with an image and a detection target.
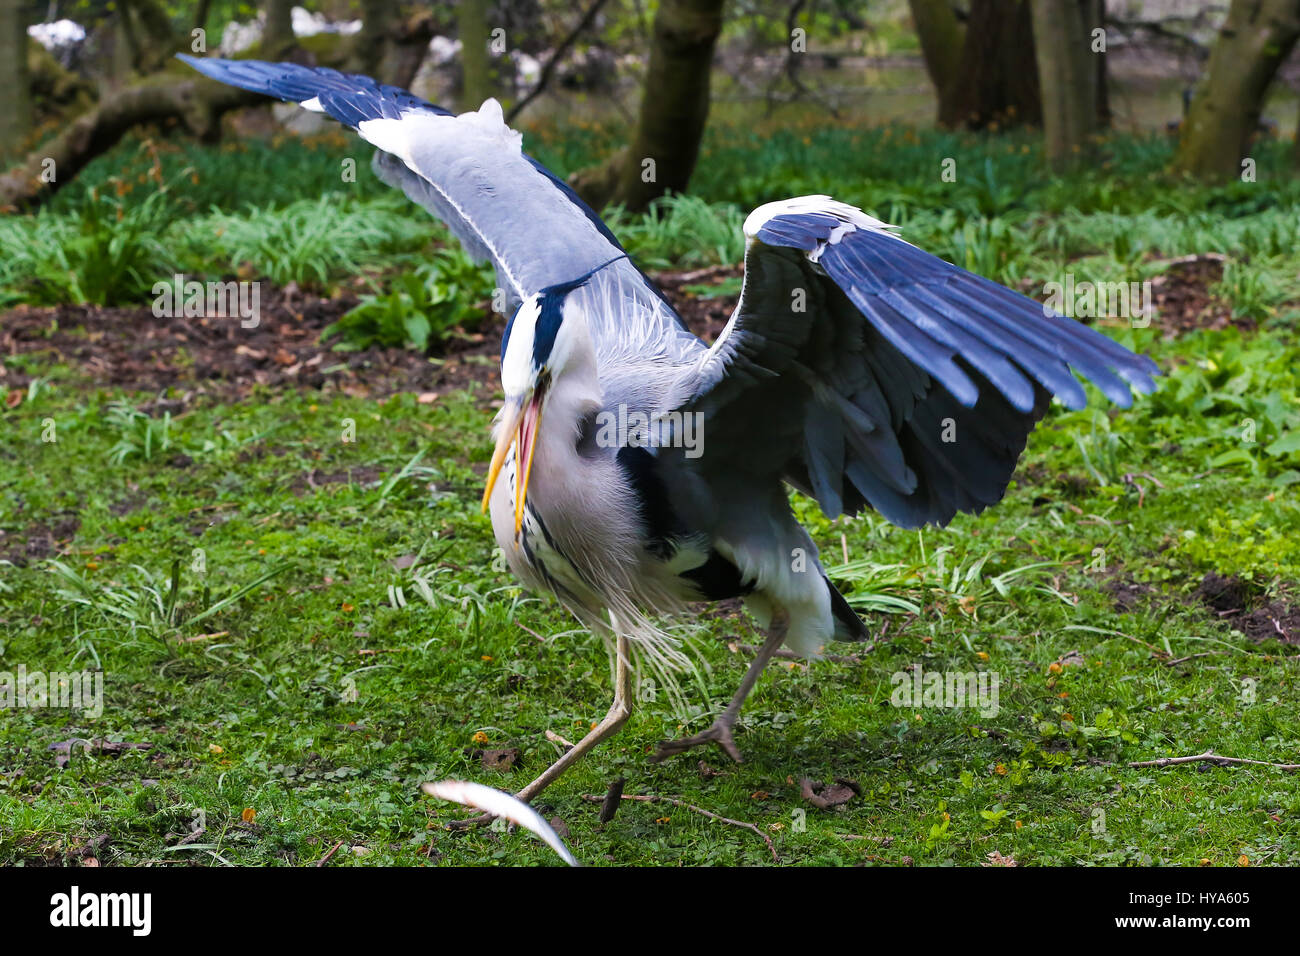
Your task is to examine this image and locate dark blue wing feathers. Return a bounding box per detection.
[809,226,1157,411]
[708,204,1158,527]
[177,55,651,277]
[177,54,451,118]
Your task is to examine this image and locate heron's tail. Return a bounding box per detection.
[826,575,870,642]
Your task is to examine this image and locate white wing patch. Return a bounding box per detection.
[355,101,528,296]
[743,194,903,262]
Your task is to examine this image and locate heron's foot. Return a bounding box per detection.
[651,717,742,764]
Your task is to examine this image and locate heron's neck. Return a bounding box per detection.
[545,312,603,454]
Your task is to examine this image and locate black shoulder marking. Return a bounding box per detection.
[682,550,755,601]
[616,446,753,600]
[616,445,682,559]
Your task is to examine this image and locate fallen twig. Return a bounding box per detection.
[654,263,739,285]
[1128,749,1300,771]
[1162,651,1224,666]
[582,793,779,862]
[316,839,344,867]
[545,729,576,750]
[519,623,548,643]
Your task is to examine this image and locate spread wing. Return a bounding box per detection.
[176,55,696,360]
[681,196,1159,528]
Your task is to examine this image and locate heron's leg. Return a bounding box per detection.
[446,630,634,830]
[514,631,634,803]
[651,611,789,764]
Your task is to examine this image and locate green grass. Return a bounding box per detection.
[2,315,1299,866]
[2,123,1300,866]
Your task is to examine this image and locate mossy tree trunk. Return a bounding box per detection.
[1295,97,1300,169]
[0,77,266,209]
[937,0,1041,129]
[1086,0,1110,127]
[459,0,492,111]
[353,0,396,78]
[1031,0,1098,170]
[1175,0,1300,180]
[608,0,726,213]
[908,0,964,96]
[263,0,296,57]
[0,0,31,156]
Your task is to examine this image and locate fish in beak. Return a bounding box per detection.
[481,379,547,539]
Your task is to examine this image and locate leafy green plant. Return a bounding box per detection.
[605,194,746,270]
[0,178,177,305]
[321,252,492,351]
[47,558,288,649]
[104,401,172,465]
[186,195,439,287]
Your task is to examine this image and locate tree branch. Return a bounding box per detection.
[1128,749,1300,771]
[507,0,614,124]
[581,792,779,861]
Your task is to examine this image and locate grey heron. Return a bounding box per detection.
[179,56,1158,807]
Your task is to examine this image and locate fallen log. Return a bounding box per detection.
[0,74,266,210]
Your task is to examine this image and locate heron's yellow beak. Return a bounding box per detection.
[481,385,545,539]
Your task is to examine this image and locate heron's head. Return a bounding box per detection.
[481,273,600,535]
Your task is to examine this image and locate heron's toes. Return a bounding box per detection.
[650,720,743,764]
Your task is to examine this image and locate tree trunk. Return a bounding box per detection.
[376,11,442,90]
[608,0,726,213]
[263,0,296,57]
[1087,0,1110,127]
[1031,0,1097,170]
[0,0,31,156]
[352,0,396,79]
[908,0,965,96]
[1295,97,1300,169]
[459,0,492,110]
[123,0,178,73]
[195,0,213,34]
[1175,0,1300,180]
[938,0,1041,129]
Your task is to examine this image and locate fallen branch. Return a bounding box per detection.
[1162,651,1224,666]
[1128,749,1300,771]
[316,839,345,867]
[582,793,778,862]
[0,76,266,210]
[544,729,576,750]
